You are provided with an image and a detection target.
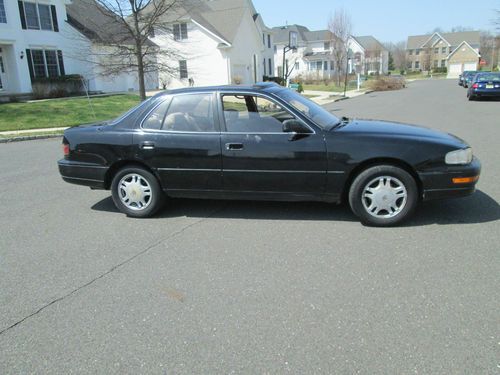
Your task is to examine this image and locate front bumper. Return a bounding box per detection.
[58,159,108,189]
[419,157,481,201]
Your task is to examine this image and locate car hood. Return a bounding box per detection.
[334,119,467,146]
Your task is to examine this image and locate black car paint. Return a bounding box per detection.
[58,84,480,204]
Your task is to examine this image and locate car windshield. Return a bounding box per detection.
[275,89,340,129]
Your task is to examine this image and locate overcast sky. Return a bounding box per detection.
[252,0,499,43]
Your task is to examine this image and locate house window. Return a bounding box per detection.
[295,61,299,70]
[315,61,322,71]
[22,2,54,31]
[0,0,6,23]
[323,61,328,71]
[173,23,188,41]
[415,49,420,55]
[324,42,330,50]
[263,58,266,75]
[434,48,439,54]
[267,34,271,48]
[407,61,412,69]
[179,60,188,79]
[441,59,446,68]
[408,49,413,55]
[262,33,265,45]
[433,60,438,67]
[414,61,420,69]
[29,49,63,78]
[268,58,272,75]
[330,61,334,71]
[449,46,454,54]
[441,47,447,53]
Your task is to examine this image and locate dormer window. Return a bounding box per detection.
[19,1,59,31]
[173,23,188,41]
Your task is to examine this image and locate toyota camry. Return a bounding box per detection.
[58,83,481,226]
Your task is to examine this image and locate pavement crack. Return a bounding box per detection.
[0,207,224,336]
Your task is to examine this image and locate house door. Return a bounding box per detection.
[0,49,6,91]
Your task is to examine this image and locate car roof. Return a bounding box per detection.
[154,82,284,98]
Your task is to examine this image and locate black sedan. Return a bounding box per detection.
[58,83,481,226]
[467,72,500,101]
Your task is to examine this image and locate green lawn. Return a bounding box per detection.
[0,94,141,132]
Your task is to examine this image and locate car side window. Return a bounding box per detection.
[142,99,171,130]
[142,94,216,132]
[222,95,295,133]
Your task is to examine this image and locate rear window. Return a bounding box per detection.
[476,73,500,82]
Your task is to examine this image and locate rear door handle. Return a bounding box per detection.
[225,143,244,151]
[141,142,155,150]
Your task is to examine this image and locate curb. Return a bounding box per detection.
[0,134,63,144]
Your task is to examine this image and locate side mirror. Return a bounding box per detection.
[282,119,310,134]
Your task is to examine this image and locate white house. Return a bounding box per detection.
[0,0,158,97]
[150,0,274,89]
[272,24,388,81]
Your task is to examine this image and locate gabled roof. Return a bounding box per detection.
[152,0,258,46]
[446,41,480,60]
[272,24,311,44]
[407,31,480,50]
[353,36,387,52]
[66,0,157,46]
[304,30,333,42]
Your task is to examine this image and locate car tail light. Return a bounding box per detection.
[62,143,70,156]
[472,83,479,89]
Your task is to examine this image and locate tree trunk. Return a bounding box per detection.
[136,45,146,101]
[133,10,146,101]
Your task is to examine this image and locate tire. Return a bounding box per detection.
[111,165,165,218]
[348,165,418,227]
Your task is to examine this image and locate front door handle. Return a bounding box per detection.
[141,142,155,150]
[225,143,244,151]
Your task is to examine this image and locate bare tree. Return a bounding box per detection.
[328,9,352,85]
[480,32,496,70]
[389,41,407,72]
[70,0,195,100]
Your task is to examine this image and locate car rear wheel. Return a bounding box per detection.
[111,166,165,218]
[348,165,418,227]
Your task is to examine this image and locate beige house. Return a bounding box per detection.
[406,31,480,78]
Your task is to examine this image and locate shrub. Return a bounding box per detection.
[432,67,448,74]
[32,74,84,99]
[367,76,406,91]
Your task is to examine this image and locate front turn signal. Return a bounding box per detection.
[452,176,479,184]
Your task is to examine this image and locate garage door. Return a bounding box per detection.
[464,62,477,71]
[447,63,462,79]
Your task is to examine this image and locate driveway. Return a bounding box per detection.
[0,79,499,374]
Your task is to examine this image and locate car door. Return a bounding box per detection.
[134,92,222,193]
[219,92,327,195]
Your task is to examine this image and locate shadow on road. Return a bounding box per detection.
[91,190,499,227]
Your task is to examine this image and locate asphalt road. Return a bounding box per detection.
[1,79,499,374]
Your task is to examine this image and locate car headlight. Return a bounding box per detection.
[445,148,473,165]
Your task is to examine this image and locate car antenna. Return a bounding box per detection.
[80,77,96,120]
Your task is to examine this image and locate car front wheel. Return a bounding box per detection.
[111,166,165,218]
[348,165,418,226]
